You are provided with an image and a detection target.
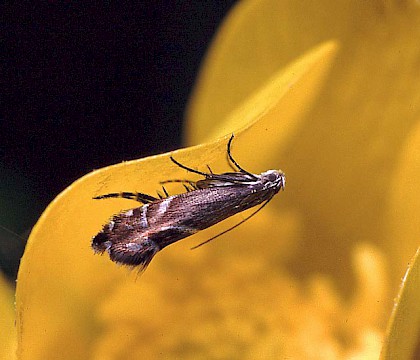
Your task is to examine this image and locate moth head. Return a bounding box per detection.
[260,169,286,192]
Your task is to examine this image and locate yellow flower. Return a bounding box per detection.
[2,0,420,359]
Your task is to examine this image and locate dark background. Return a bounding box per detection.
[1,2,237,281]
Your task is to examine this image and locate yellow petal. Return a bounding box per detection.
[0,273,16,360]
[383,116,420,358]
[380,248,420,359]
[387,118,420,283]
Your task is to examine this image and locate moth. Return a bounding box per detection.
[92,135,286,271]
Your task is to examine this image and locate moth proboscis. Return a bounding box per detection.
[92,134,286,271]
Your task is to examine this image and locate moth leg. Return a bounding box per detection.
[182,183,194,192]
[156,186,170,199]
[93,191,158,204]
[169,156,210,177]
[162,185,169,197]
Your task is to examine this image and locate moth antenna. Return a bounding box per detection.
[226,134,258,179]
[191,198,273,249]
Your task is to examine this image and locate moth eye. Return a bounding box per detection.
[267,172,278,182]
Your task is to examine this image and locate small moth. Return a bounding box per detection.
[92,135,285,271]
